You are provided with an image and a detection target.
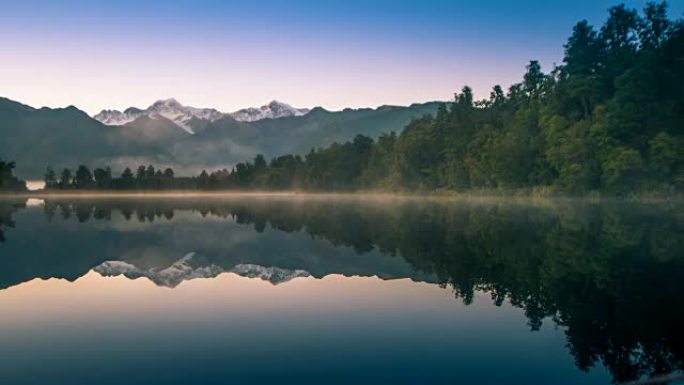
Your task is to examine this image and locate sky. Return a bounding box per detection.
[1,0,682,115]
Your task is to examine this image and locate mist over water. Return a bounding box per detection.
[0,196,682,384]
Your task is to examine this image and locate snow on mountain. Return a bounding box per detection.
[230,100,310,122]
[93,253,311,287]
[147,98,223,134]
[230,264,311,284]
[93,109,138,126]
[94,98,224,134]
[93,99,311,132]
[94,253,223,287]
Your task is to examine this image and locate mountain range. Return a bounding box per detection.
[94,253,312,287]
[0,96,442,178]
[93,99,310,132]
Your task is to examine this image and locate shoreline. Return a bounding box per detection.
[0,189,682,204]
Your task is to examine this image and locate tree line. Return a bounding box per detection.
[35,2,684,194]
[0,160,26,192]
[43,164,198,190]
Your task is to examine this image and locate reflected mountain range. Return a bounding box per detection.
[0,197,440,290]
[94,253,312,287]
[0,196,683,383]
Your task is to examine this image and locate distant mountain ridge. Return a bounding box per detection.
[230,100,310,122]
[94,98,310,132]
[1,96,444,178]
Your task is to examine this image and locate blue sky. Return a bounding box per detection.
[1,0,682,114]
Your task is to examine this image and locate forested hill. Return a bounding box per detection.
[179,2,681,194]
[0,95,441,178]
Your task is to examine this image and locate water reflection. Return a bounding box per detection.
[0,198,24,242]
[0,196,682,383]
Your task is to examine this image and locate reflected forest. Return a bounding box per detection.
[1,197,683,383]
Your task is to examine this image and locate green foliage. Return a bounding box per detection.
[648,132,683,183]
[360,132,398,188]
[601,146,644,190]
[59,168,72,188]
[544,118,600,192]
[93,167,112,189]
[0,159,26,191]
[75,165,94,189]
[44,167,57,189]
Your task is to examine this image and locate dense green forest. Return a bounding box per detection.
[0,160,26,192]
[29,2,684,195]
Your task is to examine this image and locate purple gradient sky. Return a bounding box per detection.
[1,0,681,114]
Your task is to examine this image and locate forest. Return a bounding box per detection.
[0,160,26,192]
[12,2,684,195]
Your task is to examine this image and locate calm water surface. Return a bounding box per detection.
[0,196,682,384]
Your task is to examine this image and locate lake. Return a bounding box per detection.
[0,195,682,384]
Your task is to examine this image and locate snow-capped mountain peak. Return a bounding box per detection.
[93,98,224,134]
[93,109,137,126]
[151,98,181,108]
[146,98,223,133]
[93,98,311,131]
[230,100,310,122]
